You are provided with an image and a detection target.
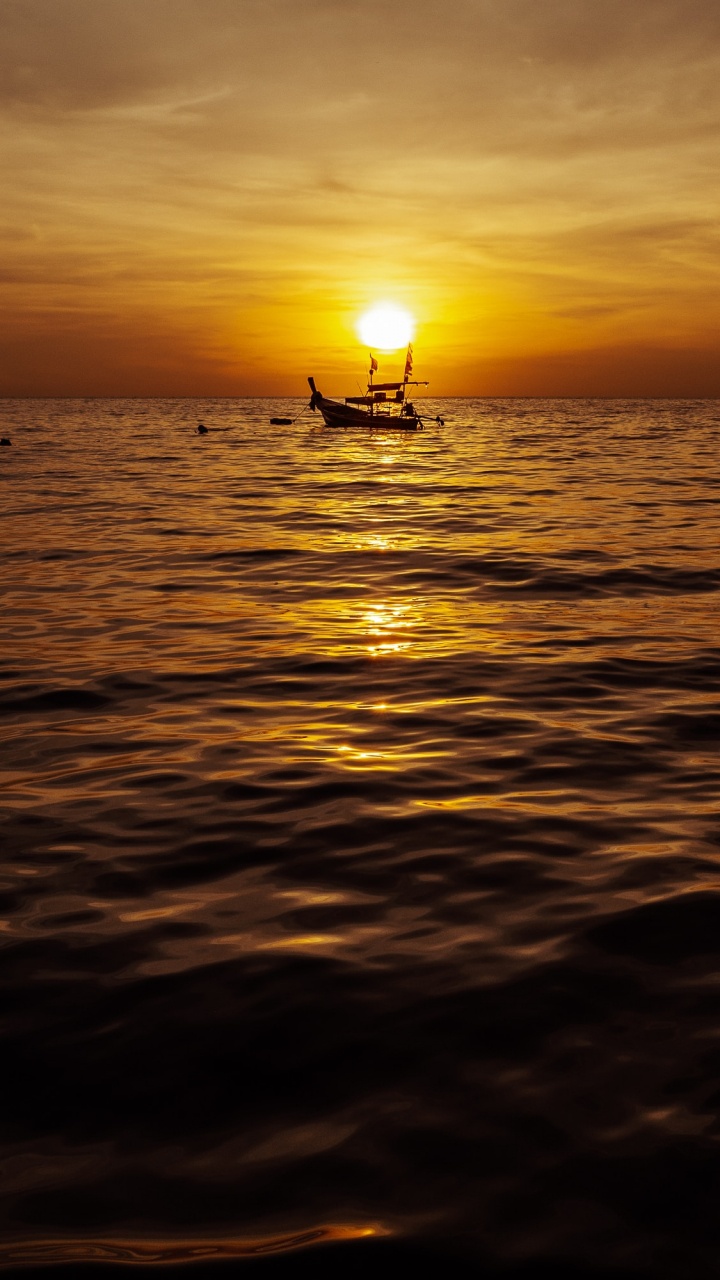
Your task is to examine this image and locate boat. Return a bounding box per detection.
[307,345,443,431]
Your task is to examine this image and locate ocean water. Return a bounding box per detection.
[2,396,720,1279]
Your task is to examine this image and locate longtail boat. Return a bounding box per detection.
[307,345,443,431]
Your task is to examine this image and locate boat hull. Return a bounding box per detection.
[316,396,421,431]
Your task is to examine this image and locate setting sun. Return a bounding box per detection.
[357,304,415,353]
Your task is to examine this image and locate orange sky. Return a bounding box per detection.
[3,0,720,397]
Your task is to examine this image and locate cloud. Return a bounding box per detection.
[4,1,720,120]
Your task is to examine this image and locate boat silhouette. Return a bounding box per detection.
[308,345,443,431]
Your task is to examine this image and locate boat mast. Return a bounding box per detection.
[402,343,413,412]
[368,353,377,417]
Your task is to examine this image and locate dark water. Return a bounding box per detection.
[2,397,720,1278]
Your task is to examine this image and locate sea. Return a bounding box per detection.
[2,397,720,1279]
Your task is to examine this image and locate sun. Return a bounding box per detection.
[357,303,415,352]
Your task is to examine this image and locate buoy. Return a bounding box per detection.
[197,424,208,435]
[0,437,11,446]
[270,417,293,425]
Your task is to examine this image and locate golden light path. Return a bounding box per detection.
[357,304,415,352]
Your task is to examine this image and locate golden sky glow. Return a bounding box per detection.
[3,0,720,396]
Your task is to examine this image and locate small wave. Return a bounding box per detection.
[0,1223,381,1268]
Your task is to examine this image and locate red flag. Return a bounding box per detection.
[369,355,378,374]
[404,344,413,379]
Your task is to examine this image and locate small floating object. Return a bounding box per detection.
[0,437,11,446]
[196,423,208,435]
[270,417,293,425]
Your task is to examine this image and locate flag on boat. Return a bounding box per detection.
[404,345,413,378]
[369,355,378,373]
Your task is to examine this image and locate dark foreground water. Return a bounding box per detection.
[2,397,720,1278]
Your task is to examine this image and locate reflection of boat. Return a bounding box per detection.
[308,345,443,431]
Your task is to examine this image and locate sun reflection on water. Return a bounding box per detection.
[362,599,418,655]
